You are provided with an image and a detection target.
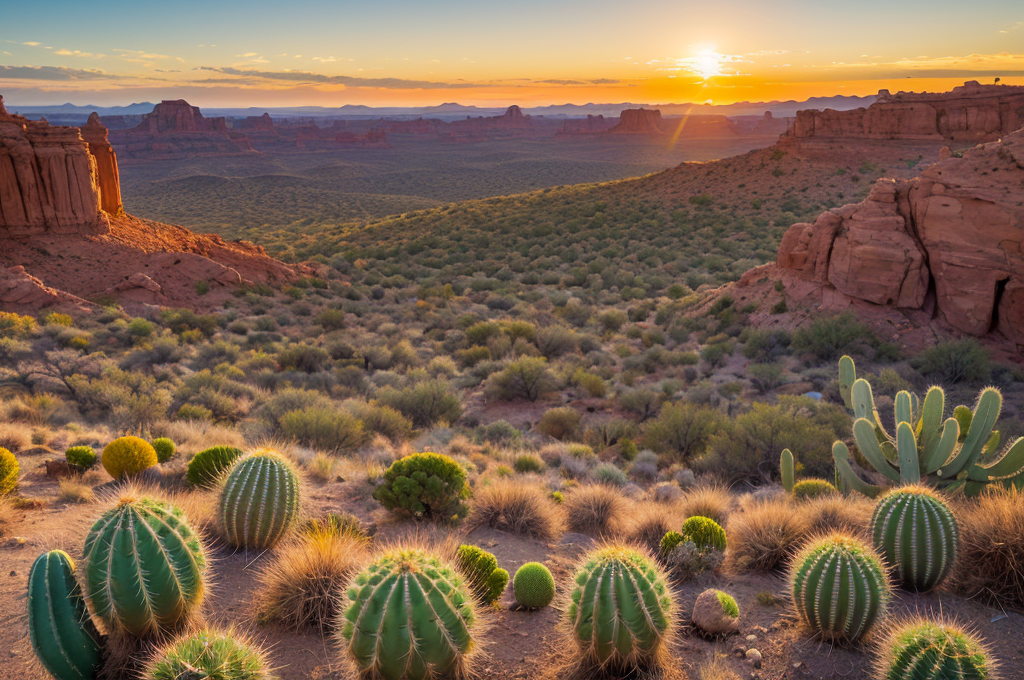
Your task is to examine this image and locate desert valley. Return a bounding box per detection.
[1,6,1024,679]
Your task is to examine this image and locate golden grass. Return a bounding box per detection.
[803,494,873,538]
[0,495,18,537]
[58,478,95,504]
[624,503,682,554]
[952,487,1024,607]
[695,654,741,680]
[153,419,245,457]
[255,529,370,630]
[678,485,733,525]
[0,422,33,453]
[725,498,811,573]
[466,479,564,541]
[563,484,630,537]
[306,452,338,484]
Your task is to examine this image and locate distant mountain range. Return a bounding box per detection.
[4,95,879,121]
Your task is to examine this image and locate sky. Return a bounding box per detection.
[1,0,1022,108]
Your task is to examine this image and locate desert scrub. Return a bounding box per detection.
[512,562,555,609]
[456,544,508,605]
[535,406,582,440]
[64,445,97,471]
[791,478,837,500]
[151,437,176,463]
[100,436,157,480]
[147,628,273,680]
[0,448,19,495]
[373,452,469,520]
[186,445,243,487]
[681,516,727,552]
[873,617,994,680]
[219,450,300,550]
[953,487,1024,607]
[625,503,680,554]
[467,479,562,540]
[726,499,811,572]
[678,485,733,525]
[563,484,629,536]
[513,453,544,474]
[301,511,368,541]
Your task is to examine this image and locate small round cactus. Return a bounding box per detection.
[101,436,157,479]
[27,550,103,680]
[65,445,97,471]
[871,486,958,592]
[681,516,727,552]
[568,546,673,666]
[0,447,19,495]
[219,450,300,550]
[338,547,478,680]
[147,628,272,680]
[875,617,993,680]
[659,530,685,559]
[151,437,176,464]
[792,478,838,500]
[513,562,555,609]
[83,495,207,637]
[186,445,243,487]
[790,534,890,642]
[456,544,508,605]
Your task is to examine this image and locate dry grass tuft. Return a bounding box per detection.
[58,478,95,504]
[678,485,733,525]
[624,503,682,554]
[0,422,33,453]
[725,498,811,573]
[953,487,1024,607]
[695,654,741,680]
[154,419,245,457]
[803,494,873,538]
[563,484,630,537]
[306,452,338,484]
[255,528,370,630]
[467,479,563,541]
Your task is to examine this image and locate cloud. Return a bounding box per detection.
[113,48,185,63]
[54,49,105,58]
[195,66,481,89]
[0,65,120,81]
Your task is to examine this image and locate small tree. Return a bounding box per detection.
[486,357,557,402]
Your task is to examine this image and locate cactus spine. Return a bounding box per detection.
[876,618,993,680]
[27,550,103,680]
[790,534,890,642]
[83,496,207,637]
[219,450,300,550]
[781,448,795,493]
[833,355,1024,497]
[567,546,673,667]
[148,628,272,680]
[871,486,958,592]
[339,548,477,680]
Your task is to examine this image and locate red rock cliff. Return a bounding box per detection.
[80,113,122,215]
[109,99,254,158]
[608,108,666,134]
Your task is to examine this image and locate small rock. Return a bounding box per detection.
[5,537,27,548]
[692,588,740,636]
[745,649,762,668]
[745,634,757,642]
[9,570,16,576]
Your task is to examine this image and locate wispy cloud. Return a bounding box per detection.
[54,49,105,58]
[113,48,185,63]
[0,65,121,81]
[195,66,481,89]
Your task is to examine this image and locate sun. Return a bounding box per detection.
[692,48,723,80]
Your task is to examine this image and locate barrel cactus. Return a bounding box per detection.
[186,445,243,487]
[65,446,97,471]
[871,486,958,592]
[147,628,272,680]
[101,436,157,479]
[875,617,993,680]
[219,450,300,550]
[0,447,19,495]
[792,478,838,500]
[567,546,673,667]
[83,495,207,637]
[151,437,176,464]
[680,516,727,552]
[27,550,103,680]
[338,547,479,680]
[456,544,508,605]
[790,534,890,642]
[513,562,555,609]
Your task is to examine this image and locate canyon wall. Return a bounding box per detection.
[608,108,665,134]
[80,113,122,215]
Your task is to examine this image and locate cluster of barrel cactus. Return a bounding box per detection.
[833,355,1024,496]
[456,544,509,605]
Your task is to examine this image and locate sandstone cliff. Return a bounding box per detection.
[447,105,533,138]
[109,99,255,158]
[608,108,665,134]
[80,113,122,215]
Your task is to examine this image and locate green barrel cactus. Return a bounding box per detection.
[659,530,685,559]
[568,546,673,666]
[148,628,272,680]
[219,450,300,550]
[790,534,890,642]
[513,562,555,609]
[780,448,796,492]
[339,548,478,680]
[456,544,508,605]
[833,355,1024,497]
[876,618,993,680]
[681,516,727,552]
[151,437,176,464]
[792,478,838,500]
[186,445,243,487]
[83,495,207,637]
[27,550,103,680]
[871,486,958,592]
[0,447,19,495]
[101,436,158,479]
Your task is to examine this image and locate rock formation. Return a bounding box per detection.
[608,108,666,134]
[79,113,122,215]
[777,127,1024,345]
[335,128,390,148]
[447,106,533,138]
[751,111,790,136]
[0,96,106,237]
[108,99,254,158]
[557,115,613,135]
[783,81,1024,144]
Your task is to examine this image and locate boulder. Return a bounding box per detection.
[692,588,740,635]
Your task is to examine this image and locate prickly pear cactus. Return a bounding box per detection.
[27,550,103,680]
[876,618,993,680]
[790,534,890,642]
[83,495,207,637]
[567,546,673,667]
[219,450,300,550]
[871,486,958,592]
[339,548,478,680]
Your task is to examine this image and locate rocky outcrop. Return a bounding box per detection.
[447,106,533,138]
[783,81,1024,144]
[777,127,1024,345]
[335,128,390,148]
[0,265,92,312]
[109,99,255,158]
[751,111,790,136]
[0,96,106,237]
[385,118,439,135]
[608,108,665,134]
[80,113,122,215]
[557,115,613,135]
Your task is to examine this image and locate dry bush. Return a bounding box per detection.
[953,487,1024,607]
[306,452,338,484]
[803,494,873,538]
[153,419,245,456]
[0,422,33,453]
[625,503,682,554]
[58,479,95,504]
[678,485,733,525]
[725,499,811,573]
[564,484,630,537]
[695,654,741,680]
[255,529,370,630]
[466,479,563,541]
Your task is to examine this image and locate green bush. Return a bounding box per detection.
[643,401,725,463]
[791,478,838,500]
[151,437,176,464]
[594,463,628,487]
[513,562,555,609]
[186,445,243,487]
[485,357,557,402]
[276,344,331,373]
[354,403,413,442]
[0,448,19,495]
[101,436,158,479]
[535,406,581,440]
[513,453,544,474]
[376,380,462,428]
[914,339,991,384]
[372,452,469,520]
[64,445,97,471]
[681,516,727,551]
[456,544,508,605]
[279,405,367,452]
[791,313,876,360]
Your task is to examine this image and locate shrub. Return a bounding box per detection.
[791,313,876,360]
[301,512,368,541]
[466,480,562,540]
[625,504,678,554]
[376,380,462,427]
[513,453,544,474]
[355,403,414,442]
[953,487,1024,607]
[276,344,331,373]
[726,499,811,572]
[678,485,732,526]
[485,357,556,402]
[804,495,873,537]
[643,402,725,463]
[186,445,243,487]
[255,529,368,630]
[177,404,213,422]
[874,617,994,680]
[373,452,469,520]
[564,484,629,536]
[151,437,176,464]
[0,448,19,495]
[513,562,555,609]
[593,462,628,487]
[456,544,508,605]
[101,436,158,479]
[915,339,991,384]
[65,445,97,471]
[280,405,367,452]
[148,629,271,680]
[535,407,582,441]
[791,478,837,500]
[681,516,727,552]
